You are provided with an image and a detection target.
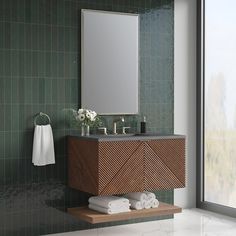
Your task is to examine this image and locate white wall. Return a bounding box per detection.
[174,0,197,208]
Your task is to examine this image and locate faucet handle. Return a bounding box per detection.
[98,127,108,135]
[122,127,130,134]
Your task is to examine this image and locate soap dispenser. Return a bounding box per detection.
[140,116,146,133]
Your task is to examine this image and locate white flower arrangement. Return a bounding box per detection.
[76,108,98,125]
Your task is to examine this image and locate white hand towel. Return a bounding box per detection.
[151,199,159,208]
[125,192,147,202]
[32,124,55,166]
[88,204,130,214]
[129,199,143,210]
[144,191,156,201]
[88,196,129,209]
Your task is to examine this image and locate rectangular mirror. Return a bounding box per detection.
[81,9,139,115]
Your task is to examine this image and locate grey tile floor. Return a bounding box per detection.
[47,209,236,236]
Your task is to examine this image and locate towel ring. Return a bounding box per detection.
[34,112,51,126]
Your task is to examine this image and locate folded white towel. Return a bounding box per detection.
[144,191,156,201]
[32,124,55,166]
[125,192,147,202]
[151,199,159,208]
[129,199,143,210]
[88,204,130,214]
[88,196,129,209]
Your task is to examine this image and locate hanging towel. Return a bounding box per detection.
[88,196,129,209]
[32,124,55,166]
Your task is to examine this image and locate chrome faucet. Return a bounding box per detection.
[113,117,124,135]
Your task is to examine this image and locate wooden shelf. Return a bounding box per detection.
[68,202,182,224]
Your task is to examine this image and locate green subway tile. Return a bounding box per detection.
[30,0,39,23]
[37,25,47,51]
[0,23,4,49]
[44,78,52,104]
[10,132,19,158]
[4,132,11,158]
[24,51,32,77]
[65,79,71,103]
[12,77,19,103]
[38,78,45,104]
[4,77,11,103]
[0,78,4,104]
[45,25,52,51]
[57,53,65,77]
[31,24,39,50]
[0,105,5,131]
[31,78,39,104]
[24,0,32,23]
[18,77,25,103]
[23,78,32,103]
[51,80,58,104]
[64,0,77,27]
[57,27,65,51]
[24,105,34,130]
[0,0,3,22]
[3,0,10,22]
[3,50,11,76]
[64,27,77,52]
[4,105,12,131]
[24,24,32,50]
[10,50,20,77]
[0,52,3,76]
[56,0,65,26]
[70,79,78,103]
[37,52,46,77]
[0,132,4,158]
[57,79,65,103]
[10,0,25,22]
[32,52,39,77]
[12,105,20,130]
[18,52,25,77]
[45,52,52,77]
[51,52,57,77]
[38,0,49,25]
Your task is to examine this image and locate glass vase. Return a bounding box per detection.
[81,123,85,136]
[85,125,90,136]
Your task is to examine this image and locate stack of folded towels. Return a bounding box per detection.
[88,195,131,214]
[124,191,159,210]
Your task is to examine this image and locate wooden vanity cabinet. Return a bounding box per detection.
[68,136,185,195]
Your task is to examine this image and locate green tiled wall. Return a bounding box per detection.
[0,0,174,235]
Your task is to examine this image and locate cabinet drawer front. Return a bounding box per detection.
[144,139,185,190]
[98,141,144,195]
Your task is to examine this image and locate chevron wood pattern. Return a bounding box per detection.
[68,137,185,195]
[98,141,144,195]
[144,141,185,190]
[146,139,185,188]
[68,137,99,195]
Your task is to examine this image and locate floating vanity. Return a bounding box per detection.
[67,134,186,224]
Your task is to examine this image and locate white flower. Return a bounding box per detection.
[78,113,85,121]
[76,108,97,123]
[86,112,91,120]
[78,109,84,114]
[90,111,97,121]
